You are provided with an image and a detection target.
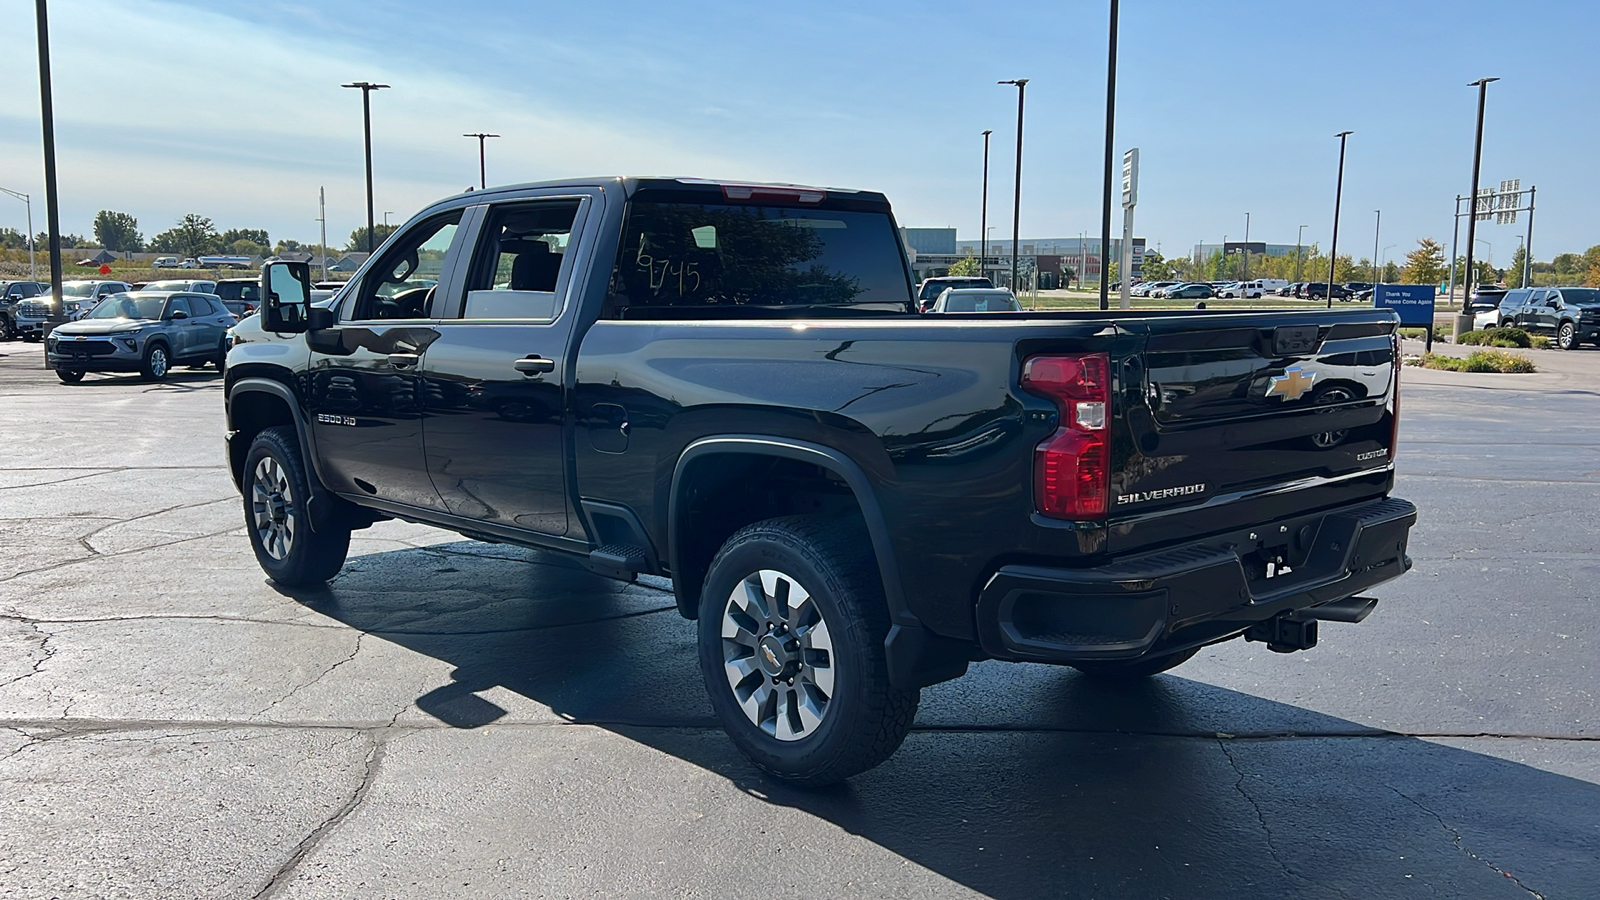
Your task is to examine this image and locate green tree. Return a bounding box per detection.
[346,223,398,252]
[1506,246,1528,287]
[221,228,269,248]
[273,239,308,256]
[92,210,143,252]
[37,232,89,248]
[0,228,26,250]
[1402,239,1446,285]
[149,214,221,259]
[1139,250,1171,282]
[230,239,265,258]
[1553,252,1583,275]
[946,254,980,277]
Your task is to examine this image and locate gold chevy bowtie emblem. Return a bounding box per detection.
[1266,366,1316,401]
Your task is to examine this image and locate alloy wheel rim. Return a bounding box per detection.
[250,457,296,560]
[150,348,168,377]
[1560,324,1574,347]
[721,569,836,742]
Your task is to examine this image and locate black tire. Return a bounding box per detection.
[698,515,918,787]
[139,341,171,381]
[1071,647,1200,681]
[0,316,16,341]
[214,338,229,373]
[1557,321,1577,351]
[242,426,351,587]
[55,369,84,384]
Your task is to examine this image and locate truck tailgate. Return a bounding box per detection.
[1108,313,1399,553]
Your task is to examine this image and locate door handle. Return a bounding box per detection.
[513,356,556,375]
[388,352,420,369]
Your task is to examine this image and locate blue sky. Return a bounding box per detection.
[1,0,1596,264]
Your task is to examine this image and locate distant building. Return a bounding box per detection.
[1192,242,1305,260]
[901,228,957,255]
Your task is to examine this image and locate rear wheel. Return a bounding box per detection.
[0,316,15,341]
[1071,647,1200,681]
[139,342,170,381]
[214,337,229,373]
[242,426,351,587]
[55,369,84,384]
[698,515,918,787]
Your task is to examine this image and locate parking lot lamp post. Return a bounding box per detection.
[0,188,34,280]
[980,129,992,280]
[1098,0,1119,310]
[463,133,499,190]
[341,81,389,254]
[1295,224,1307,284]
[34,0,64,322]
[1372,210,1381,285]
[998,80,1027,292]
[1326,130,1353,309]
[1242,212,1250,283]
[1459,77,1497,334]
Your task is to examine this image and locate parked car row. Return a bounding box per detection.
[0,276,313,341]
[1477,287,1600,349]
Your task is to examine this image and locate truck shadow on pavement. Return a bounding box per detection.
[282,539,1598,899]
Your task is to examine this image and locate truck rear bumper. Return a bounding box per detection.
[976,496,1416,663]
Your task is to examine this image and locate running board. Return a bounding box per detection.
[587,545,650,581]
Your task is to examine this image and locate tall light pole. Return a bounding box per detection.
[1372,210,1381,285]
[980,129,992,282]
[1295,224,1308,284]
[1326,130,1353,309]
[34,0,64,321]
[383,211,393,228]
[1242,211,1251,283]
[1459,77,1498,334]
[1098,0,1120,310]
[317,187,328,282]
[998,79,1027,293]
[0,187,34,280]
[341,81,389,254]
[463,132,500,190]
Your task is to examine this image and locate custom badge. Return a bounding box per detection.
[1265,365,1316,401]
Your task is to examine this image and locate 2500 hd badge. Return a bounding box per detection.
[1116,483,1207,505]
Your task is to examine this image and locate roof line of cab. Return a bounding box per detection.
[417,176,891,216]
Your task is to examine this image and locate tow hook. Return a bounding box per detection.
[1245,614,1318,653]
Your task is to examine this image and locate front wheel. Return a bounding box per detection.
[242,426,351,587]
[1557,321,1578,350]
[0,316,16,341]
[56,369,84,384]
[698,516,919,787]
[140,342,171,381]
[1070,647,1200,681]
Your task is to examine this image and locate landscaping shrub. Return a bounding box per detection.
[1458,327,1532,348]
[1409,350,1535,373]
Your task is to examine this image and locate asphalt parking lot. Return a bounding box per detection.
[1,343,1596,899]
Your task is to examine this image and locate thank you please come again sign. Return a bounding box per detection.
[1373,284,1436,327]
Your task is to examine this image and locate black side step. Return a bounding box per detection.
[587,545,650,581]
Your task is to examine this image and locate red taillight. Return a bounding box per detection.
[1022,353,1111,519]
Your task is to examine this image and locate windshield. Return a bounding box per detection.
[941,291,1018,312]
[86,295,164,320]
[1560,288,1600,306]
[61,283,95,298]
[607,201,912,316]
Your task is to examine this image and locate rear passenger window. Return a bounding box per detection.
[458,201,581,321]
[603,200,913,319]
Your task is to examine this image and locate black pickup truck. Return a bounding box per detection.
[224,177,1415,785]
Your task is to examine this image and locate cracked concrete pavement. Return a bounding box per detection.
[0,348,1595,898]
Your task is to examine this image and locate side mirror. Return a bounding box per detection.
[261,261,314,333]
[169,310,189,320]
